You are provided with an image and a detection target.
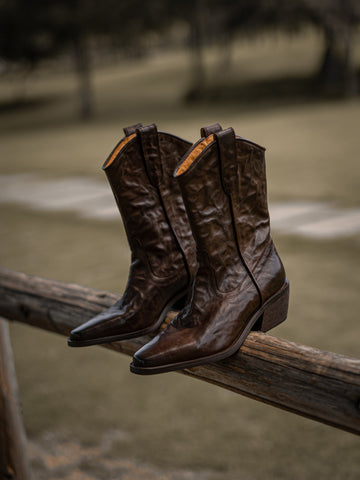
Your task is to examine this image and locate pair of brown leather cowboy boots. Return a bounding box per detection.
[68,123,289,375]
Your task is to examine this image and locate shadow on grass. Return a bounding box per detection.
[1,70,359,130]
[0,94,62,114]
[184,72,360,111]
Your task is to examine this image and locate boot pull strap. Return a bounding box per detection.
[137,124,162,187]
[123,123,143,136]
[215,127,236,195]
[200,123,222,137]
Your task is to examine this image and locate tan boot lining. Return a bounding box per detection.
[176,134,215,176]
[103,133,136,168]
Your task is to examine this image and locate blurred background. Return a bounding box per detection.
[1,0,360,478]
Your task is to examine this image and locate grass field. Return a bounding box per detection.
[1,29,360,479]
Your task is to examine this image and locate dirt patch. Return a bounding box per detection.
[28,431,214,480]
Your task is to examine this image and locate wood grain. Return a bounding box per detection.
[0,318,31,480]
[0,267,359,435]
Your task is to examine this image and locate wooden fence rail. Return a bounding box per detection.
[0,267,359,436]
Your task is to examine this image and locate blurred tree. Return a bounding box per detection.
[0,0,171,118]
[211,0,360,97]
[0,0,93,117]
[1,0,358,114]
[303,0,360,96]
[173,0,307,100]
[0,0,55,64]
[164,0,226,100]
[177,0,359,99]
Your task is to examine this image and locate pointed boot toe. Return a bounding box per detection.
[68,327,97,347]
[131,344,177,375]
[68,303,152,347]
[130,326,182,374]
[67,311,118,347]
[68,328,82,343]
[131,332,174,373]
[130,322,206,375]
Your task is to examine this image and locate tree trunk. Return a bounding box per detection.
[217,32,233,74]
[318,24,357,97]
[186,0,207,100]
[73,33,93,119]
[343,25,357,97]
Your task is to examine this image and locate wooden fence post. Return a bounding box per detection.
[0,318,31,480]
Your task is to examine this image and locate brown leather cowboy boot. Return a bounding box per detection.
[68,123,198,346]
[131,127,289,374]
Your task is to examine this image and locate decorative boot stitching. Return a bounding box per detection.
[216,132,264,306]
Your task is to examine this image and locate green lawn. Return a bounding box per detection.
[1,29,360,479]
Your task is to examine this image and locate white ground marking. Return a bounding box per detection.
[1,174,360,239]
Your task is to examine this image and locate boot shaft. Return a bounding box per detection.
[176,133,246,293]
[175,127,285,302]
[103,124,196,280]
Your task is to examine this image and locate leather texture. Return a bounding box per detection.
[68,124,196,346]
[131,127,287,374]
[200,123,222,137]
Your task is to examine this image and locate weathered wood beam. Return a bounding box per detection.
[0,318,31,480]
[0,268,359,436]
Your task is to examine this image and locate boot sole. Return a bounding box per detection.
[67,288,188,347]
[130,279,289,375]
